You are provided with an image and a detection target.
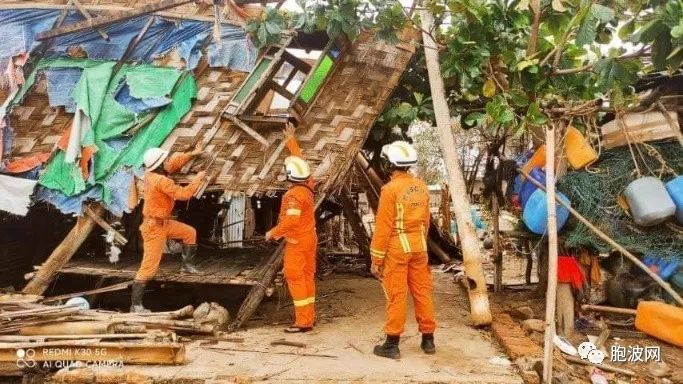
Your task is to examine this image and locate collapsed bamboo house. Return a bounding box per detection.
[0,1,452,321]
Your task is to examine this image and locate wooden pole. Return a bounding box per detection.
[35,0,195,41]
[339,186,371,269]
[542,125,558,383]
[492,195,502,292]
[518,170,683,307]
[23,205,105,295]
[84,206,127,245]
[420,10,491,326]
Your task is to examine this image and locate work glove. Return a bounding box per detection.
[265,230,275,241]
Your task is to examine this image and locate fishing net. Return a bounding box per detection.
[557,141,683,258]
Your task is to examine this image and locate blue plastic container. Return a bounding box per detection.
[665,175,683,224]
[522,189,571,235]
[520,168,546,210]
[512,175,524,195]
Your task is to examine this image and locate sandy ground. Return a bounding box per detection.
[97,270,524,383]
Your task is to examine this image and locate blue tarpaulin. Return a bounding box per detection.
[0,10,256,73]
[45,67,83,112]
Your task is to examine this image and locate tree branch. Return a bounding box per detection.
[526,0,541,57]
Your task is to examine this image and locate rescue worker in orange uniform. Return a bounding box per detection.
[265,123,317,333]
[370,140,436,359]
[130,146,206,313]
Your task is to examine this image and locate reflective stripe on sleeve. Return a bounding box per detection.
[371,248,386,258]
[286,208,302,216]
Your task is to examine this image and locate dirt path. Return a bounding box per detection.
[87,271,523,383]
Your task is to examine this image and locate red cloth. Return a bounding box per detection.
[557,256,586,290]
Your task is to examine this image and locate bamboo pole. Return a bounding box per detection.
[420,10,491,325]
[23,205,105,295]
[542,125,559,383]
[517,171,683,307]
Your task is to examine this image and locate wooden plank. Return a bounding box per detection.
[84,206,127,245]
[22,205,105,295]
[71,0,110,41]
[268,80,296,100]
[282,50,313,73]
[35,0,194,41]
[601,111,679,149]
[0,3,227,23]
[257,138,287,179]
[228,116,269,147]
[0,342,185,365]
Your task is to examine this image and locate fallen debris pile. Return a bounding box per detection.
[0,292,230,366]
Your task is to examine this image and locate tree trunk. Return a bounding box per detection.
[542,125,559,383]
[420,11,492,326]
[23,204,105,295]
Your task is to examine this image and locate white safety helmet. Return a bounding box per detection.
[284,155,311,182]
[381,140,418,168]
[143,147,169,171]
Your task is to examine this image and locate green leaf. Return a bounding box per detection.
[483,78,496,97]
[526,102,548,125]
[265,20,282,35]
[516,0,530,11]
[672,24,683,39]
[509,89,530,107]
[552,0,567,13]
[576,4,615,46]
[516,59,538,71]
[257,24,268,47]
[631,20,668,43]
[485,96,515,124]
[618,20,635,40]
[464,112,486,126]
[651,32,673,70]
[591,4,615,23]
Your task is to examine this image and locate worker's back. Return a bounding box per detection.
[279,184,316,239]
[383,172,430,253]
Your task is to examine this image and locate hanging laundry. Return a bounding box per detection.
[0,173,38,216]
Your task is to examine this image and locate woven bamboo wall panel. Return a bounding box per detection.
[3,0,419,199]
[172,30,419,197]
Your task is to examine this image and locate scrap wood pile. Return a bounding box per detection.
[0,291,230,366]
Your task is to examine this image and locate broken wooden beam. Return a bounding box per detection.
[71,0,110,41]
[84,206,127,245]
[230,195,328,330]
[42,281,132,304]
[227,115,270,147]
[22,205,105,295]
[0,342,186,365]
[339,186,371,269]
[35,0,194,41]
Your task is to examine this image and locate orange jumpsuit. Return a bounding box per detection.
[370,171,436,336]
[269,137,317,328]
[135,153,203,281]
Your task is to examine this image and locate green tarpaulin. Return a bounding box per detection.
[13,58,197,200]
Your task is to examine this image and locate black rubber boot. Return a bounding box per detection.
[373,335,400,359]
[421,333,436,354]
[181,244,200,273]
[130,281,150,313]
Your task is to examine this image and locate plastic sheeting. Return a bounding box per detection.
[0,174,38,216]
[45,67,82,112]
[0,10,256,73]
[10,57,196,216]
[35,168,134,217]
